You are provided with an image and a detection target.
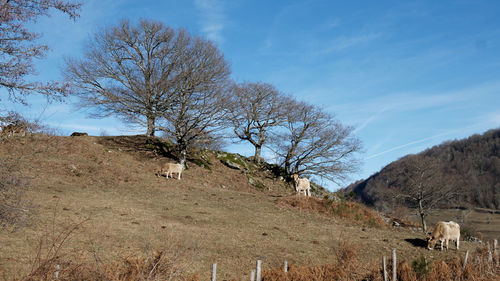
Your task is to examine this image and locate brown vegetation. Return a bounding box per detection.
[0,157,33,230]
[262,245,499,281]
[279,196,386,228]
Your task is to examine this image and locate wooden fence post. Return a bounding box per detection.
[55,264,60,279]
[284,260,288,273]
[392,248,397,281]
[250,270,255,281]
[494,239,498,266]
[211,263,217,281]
[256,260,262,281]
[463,250,469,270]
[488,241,493,266]
[383,256,388,281]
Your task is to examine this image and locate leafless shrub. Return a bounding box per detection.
[18,214,200,281]
[0,157,33,231]
[23,216,89,281]
[262,240,370,281]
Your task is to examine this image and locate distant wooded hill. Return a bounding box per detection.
[345,128,500,210]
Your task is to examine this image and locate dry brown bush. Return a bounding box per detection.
[20,253,202,281]
[279,196,386,227]
[0,157,34,230]
[13,206,201,281]
[261,243,499,281]
[19,234,201,281]
[398,261,418,281]
[262,238,374,281]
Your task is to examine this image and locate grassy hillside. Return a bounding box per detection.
[0,134,492,280]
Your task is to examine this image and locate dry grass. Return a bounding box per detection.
[0,135,496,280]
[279,196,386,227]
[19,244,202,281]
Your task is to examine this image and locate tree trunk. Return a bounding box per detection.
[418,199,427,233]
[254,145,262,164]
[420,213,427,233]
[179,149,187,168]
[285,161,291,179]
[146,115,155,136]
[177,141,188,168]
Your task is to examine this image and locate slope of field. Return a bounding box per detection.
[0,135,487,279]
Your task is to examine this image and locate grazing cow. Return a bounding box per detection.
[1,123,27,137]
[427,221,460,250]
[293,174,311,197]
[157,163,183,180]
[70,132,88,136]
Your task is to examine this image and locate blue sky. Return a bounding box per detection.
[2,0,500,190]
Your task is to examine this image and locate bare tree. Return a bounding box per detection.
[157,36,231,166]
[271,100,361,184]
[0,0,81,103]
[388,155,461,232]
[65,19,214,136]
[227,82,288,163]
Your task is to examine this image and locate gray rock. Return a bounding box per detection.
[248,177,256,185]
[223,159,242,170]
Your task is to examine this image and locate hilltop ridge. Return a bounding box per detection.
[346,128,500,210]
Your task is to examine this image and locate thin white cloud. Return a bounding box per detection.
[332,80,500,129]
[365,117,499,161]
[194,0,225,44]
[484,111,500,126]
[48,121,142,136]
[365,132,449,160]
[352,107,388,134]
[320,32,383,54]
[323,18,340,30]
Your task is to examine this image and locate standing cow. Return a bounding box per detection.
[293,174,311,197]
[156,163,183,180]
[427,221,460,250]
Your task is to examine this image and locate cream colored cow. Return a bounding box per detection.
[157,163,183,180]
[293,174,311,197]
[427,221,460,250]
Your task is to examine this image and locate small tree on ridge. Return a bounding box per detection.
[271,100,361,184]
[227,82,288,163]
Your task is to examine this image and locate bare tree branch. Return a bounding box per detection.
[64,19,211,136]
[386,155,462,232]
[153,32,231,165]
[0,0,81,103]
[226,82,289,163]
[270,99,362,184]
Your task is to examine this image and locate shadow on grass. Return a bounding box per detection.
[98,135,175,158]
[405,238,428,248]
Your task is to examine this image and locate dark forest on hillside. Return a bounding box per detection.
[346,128,500,211]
